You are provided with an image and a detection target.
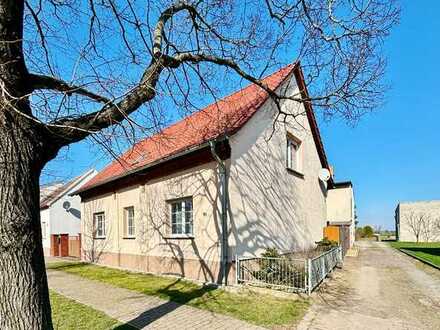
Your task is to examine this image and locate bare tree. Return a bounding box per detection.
[420,214,439,242]
[404,211,428,243]
[374,224,383,235]
[0,0,399,328]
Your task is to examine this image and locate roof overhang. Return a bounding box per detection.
[292,64,334,187]
[76,138,231,200]
[330,181,353,189]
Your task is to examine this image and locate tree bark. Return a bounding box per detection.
[0,109,54,329]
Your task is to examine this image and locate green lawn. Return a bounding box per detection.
[47,262,309,328]
[50,291,133,329]
[389,241,440,267]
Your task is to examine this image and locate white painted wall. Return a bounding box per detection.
[41,170,97,255]
[228,74,328,257]
[396,201,440,242]
[327,186,355,247]
[41,208,51,251]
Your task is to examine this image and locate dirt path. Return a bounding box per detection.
[297,241,440,330]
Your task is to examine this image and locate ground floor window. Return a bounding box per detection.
[124,206,135,238]
[170,198,193,236]
[93,212,106,238]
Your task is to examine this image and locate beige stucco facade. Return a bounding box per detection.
[395,201,440,242]
[81,75,335,283]
[327,185,356,247]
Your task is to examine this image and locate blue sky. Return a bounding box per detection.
[320,1,440,229]
[43,1,439,230]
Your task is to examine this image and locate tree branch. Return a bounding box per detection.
[28,74,111,104]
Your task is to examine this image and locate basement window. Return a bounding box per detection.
[170,198,193,237]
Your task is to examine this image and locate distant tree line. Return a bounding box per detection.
[356,225,396,239]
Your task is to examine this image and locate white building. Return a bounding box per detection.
[74,63,356,284]
[40,169,97,256]
[395,200,440,242]
[327,181,356,251]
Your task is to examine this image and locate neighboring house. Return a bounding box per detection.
[40,169,98,257]
[395,200,440,242]
[326,181,356,251]
[76,63,354,284]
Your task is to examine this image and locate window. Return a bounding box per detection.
[286,135,302,172]
[170,198,193,236]
[41,222,46,239]
[123,206,135,238]
[93,212,106,238]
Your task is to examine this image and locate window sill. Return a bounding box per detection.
[93,237,106,240]
[164,235,195,240]
[122,236,136,240]
[286,167,305,179]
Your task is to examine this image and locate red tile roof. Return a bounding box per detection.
[81,64,297,191]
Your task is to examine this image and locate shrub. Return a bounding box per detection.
[316,238,338,251]
[261,247,281,258]
[363,226,374,238]
[251,248,305,289]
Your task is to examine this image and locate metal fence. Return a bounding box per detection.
[236,246,342,295]
[307,246,342,294]
[236,256,307,292]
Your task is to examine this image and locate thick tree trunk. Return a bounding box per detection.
[0,110,54,329]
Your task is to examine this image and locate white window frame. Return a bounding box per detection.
[170,198,193,237]
[286,134,302,173]
[123,206,135,238]
[93,212,106,239]
[41,222,46,239]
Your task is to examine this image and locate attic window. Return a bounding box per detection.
[286,134,302,173]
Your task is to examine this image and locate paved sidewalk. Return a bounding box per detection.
[47,269,265,330]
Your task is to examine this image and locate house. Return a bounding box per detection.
[40,169,97,257]
[75,63,354,284]
[395,200,440,242]
[326,181,356,253]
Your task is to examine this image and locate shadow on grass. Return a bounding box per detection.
[47,261,89,270]
[402,247,440,256]
[114,279,217,329]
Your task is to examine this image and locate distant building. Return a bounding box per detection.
[326,181,356,250]
[40,169,97,257]
[395,200,440,242]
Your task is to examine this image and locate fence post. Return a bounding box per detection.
[235,255,239,285]
[307,258,312,296]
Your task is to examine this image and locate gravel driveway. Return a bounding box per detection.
[297,240,440,330]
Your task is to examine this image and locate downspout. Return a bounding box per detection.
[209,139,229,286]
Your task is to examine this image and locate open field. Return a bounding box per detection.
[47,262,309,328]
[389,241,440,268]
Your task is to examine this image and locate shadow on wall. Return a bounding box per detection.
[68,207,81,219]
[137,168,224,284]
[82,102,325,284]
[228,110,322,257]
[82,198,112,263]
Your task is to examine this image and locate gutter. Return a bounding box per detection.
[209,138,229,286]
